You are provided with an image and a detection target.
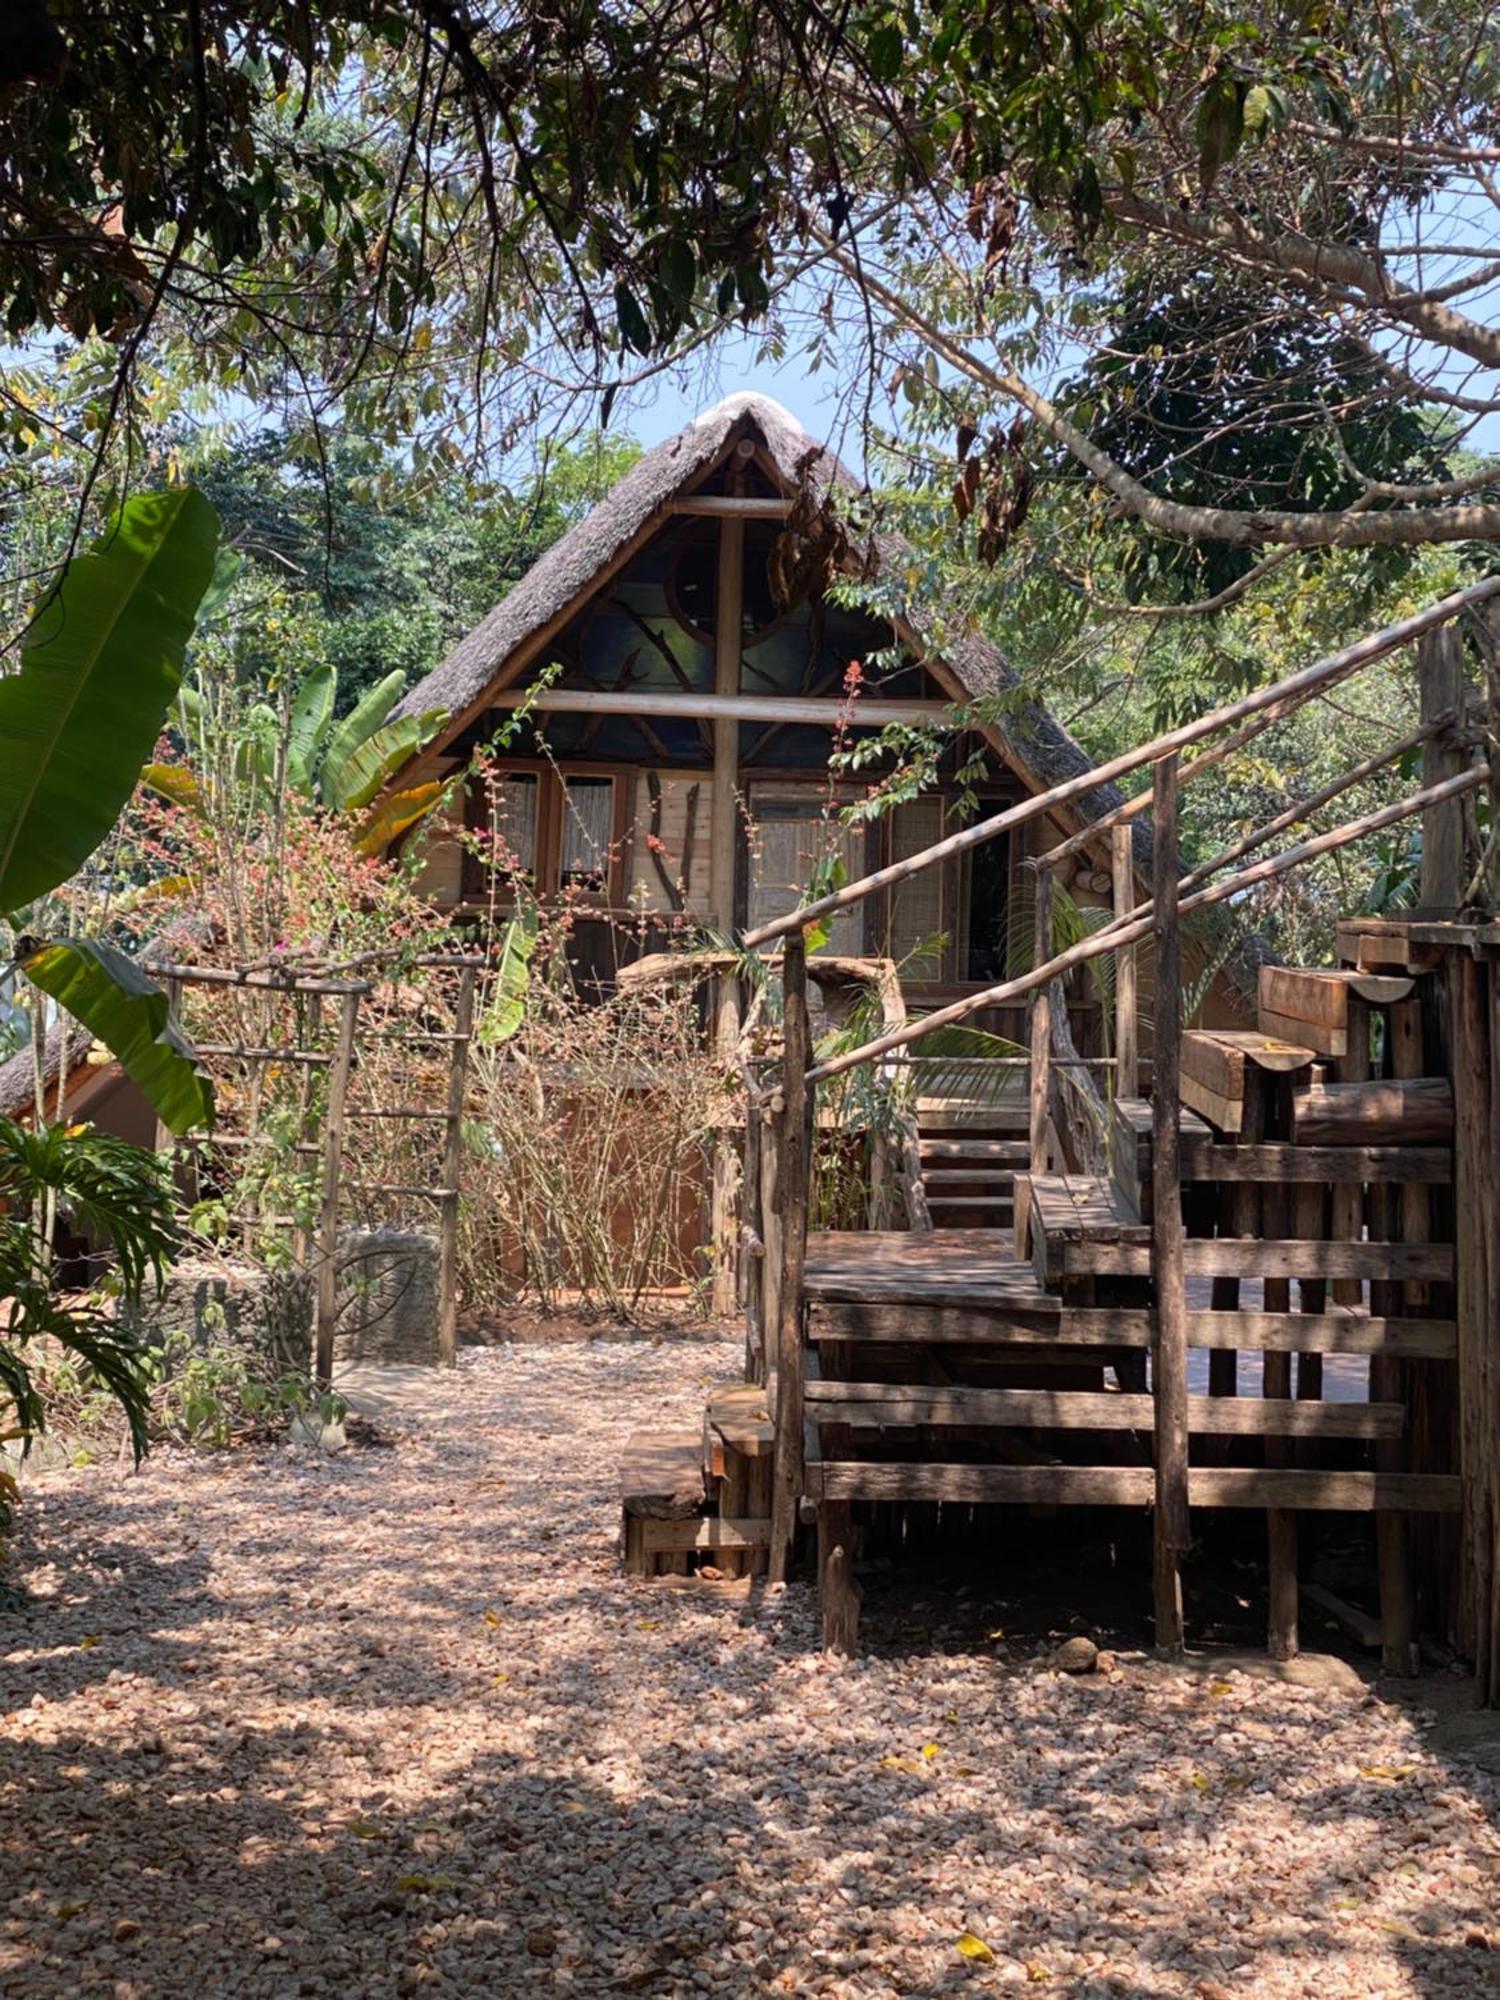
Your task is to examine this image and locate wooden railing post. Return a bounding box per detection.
[770,928,811,1583]
[1029,863,1054,1176]
[1418,621,1469,913]
[1150,753,1189,1656]
[740,1063,766,1385]
[314,989,361,1394]
[1111,823,1138,1100]
[436,963,476,1369]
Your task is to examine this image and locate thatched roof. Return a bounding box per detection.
[0,1018,99,1121]
[391,393,1126,828]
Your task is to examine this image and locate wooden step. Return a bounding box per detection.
[919,1138,1030,1163]
[620,1431,705,1519]
[1017,1172,1150,1283]
[922,1166,1018,1184]
[805,1380,1404,1439]
[1257,965,1415,1056]
[806,1461,1461,1512]
[1108,1096,1213,1219]
[1181,1029,1318,1133]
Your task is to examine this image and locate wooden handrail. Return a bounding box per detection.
[742,576,1500,950]
[805,764,1486,1083]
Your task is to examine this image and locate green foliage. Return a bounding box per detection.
[18,939,213,1135]
[477,910,540,1047]
[0,487,217,914]
[0,1115,177,1462]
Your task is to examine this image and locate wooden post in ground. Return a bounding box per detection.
[1485,965,1500,1704]
[1260,1076,1299,1660]
[709,506,746,1316]
[1112,822,1138,1101]
[1453,953,1496,1694]
[1370,996,1423,1675]
[741,1066,766,1385]
[436,964,476,1369]
[314,990,361,1394]
[1150,754,1189,1656]
[1418,621,1469,913]
[1208,1083,1260,1403]
[1029,862,1054,1177]
[770,928,811,1585]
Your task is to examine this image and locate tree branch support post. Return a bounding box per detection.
[1151,754,1189,1656]
[436,963,476,1369]
[1112,822,1138,1100]
[314,989,361,1394]
[1029,860,1054,1176]
[770,927,811,1586]
[1418,621,1470,913]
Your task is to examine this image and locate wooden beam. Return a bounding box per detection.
[1029,864,1053,1175]
[1292,1077,1453,1147]
[804,1381,1404,1438]
[487,687,949,726]
[708,514,744,1318]
[806,1462,1461,1511]
[1152,752,1189,1654]
[670,495,792,517]
[1055,1238,1454,1281]
[1179,1140,1451,1184]
[1187,1309,1456,1359]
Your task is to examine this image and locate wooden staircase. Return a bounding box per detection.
[796,957,1462,1657]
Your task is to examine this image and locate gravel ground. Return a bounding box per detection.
[2,1340,1497,1999]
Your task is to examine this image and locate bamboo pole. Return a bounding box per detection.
[1111,823,1139,1100]
[314,990,361,1393]
[1029,864,1054,1176]
[436,964,476,1369]
[1151,755,1189,1656]
[808,766,1487,1084]
[745,580,1500,950]
[770,930,811,1584]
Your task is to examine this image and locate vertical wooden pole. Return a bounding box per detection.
[314,990,361,1394]
[740,1067,765,1384]
[437,964,476,1370]
[1111,822,1138,1100]
[1029,863,1054,1177]
[1330,996,1370,1307]
[1150,754,1189,1656]
[770,928,811,1585]
[1418,622,1469,913]
[1208,1084,1260,1401]
[1370,996,1423,1676]
[1485,964,1500,1704]
[291,990,323,1270]
[1453,953,1494,1687]
[708,512,746,1315]
[1260,1076,1298,1660]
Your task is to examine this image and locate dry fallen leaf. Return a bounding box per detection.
[481,1608,502,1627]
[1358,1764,1415,1782]
[879,1755,924,1775]
[921,1742,942,1761]
[956,1931,995,1963]
[347,1818,390,1841]
[635,1618,660,1632]
[78,1635,100,1651]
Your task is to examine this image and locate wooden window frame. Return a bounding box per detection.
[462,761,630,909]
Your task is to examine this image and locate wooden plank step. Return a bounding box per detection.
[805,1380,1403,1438]
[923,1165,1019,1182]
[1257,965,1415,1056]
[804,1231,1059,1308]
[925,1196,1016,1211]
[1109,1097,1213,1220]
[808,1462,1462,1512]
[640,1516,772,1554]
[1178,1138,1450,1184]
[1054,1237,1454,1282]
[705,1381,774,1458]
[1181,1029,1318,1134]
[1020,1171,1150,1282]
[620,1431,707,1519]
[919,1138,1030,1162]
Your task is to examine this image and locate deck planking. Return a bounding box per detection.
[804,1230,1060,1311]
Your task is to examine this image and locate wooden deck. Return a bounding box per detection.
[805,1230,1060,1309]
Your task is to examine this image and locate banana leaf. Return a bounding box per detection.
[140,763,203,816]
[356,781,446,857]
[319,670,407,809]
[286,663,336,792]
[477,911,538,1045]
[20,937,213,1135]
[0,487,218,914]
[325,710,447,813]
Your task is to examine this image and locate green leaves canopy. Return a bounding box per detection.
[0,487,218,915]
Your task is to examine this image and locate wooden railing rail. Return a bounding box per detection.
[806,763,1486,1085]
[741,576,1500,952]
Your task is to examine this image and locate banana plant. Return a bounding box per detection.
[147,662,447,855]
[1,487,218,1134]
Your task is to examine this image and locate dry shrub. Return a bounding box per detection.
[461,963,726,1321]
